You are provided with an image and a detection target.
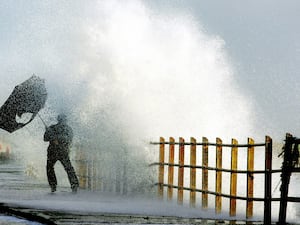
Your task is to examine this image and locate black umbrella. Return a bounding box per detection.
[0,75,47,133]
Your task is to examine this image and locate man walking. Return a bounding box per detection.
[44,114,79,193]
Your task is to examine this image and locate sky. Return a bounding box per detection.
[146,0,300,141]
[0,0,300,143]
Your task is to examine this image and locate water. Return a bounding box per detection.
[0,215,43,225]
[0,0,298,222]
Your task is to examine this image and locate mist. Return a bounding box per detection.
[0,0,259,195]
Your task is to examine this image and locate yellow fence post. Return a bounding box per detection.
[202,137,209,209]
[215,137,222,214]
[87,156,92,190]
[190,137,196,208]
[116,163,121,193]
[178,137,185,205]
[247,138,254,218]
[6,145,11,158]
[92,159,96,191]
[230,138,238,216]
[123,162,128,195]
[76,147,87,189]
[158,137,165,199]
[168,137,175,201]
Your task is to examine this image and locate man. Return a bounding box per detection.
[44,114,79,193]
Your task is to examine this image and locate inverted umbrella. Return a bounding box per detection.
[0,75,47,133]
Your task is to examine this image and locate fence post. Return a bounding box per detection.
[202,137,209,209]
[190,137,196,208]
[168,137,175,201]
[87,157,92,190]
[230,138,238,217]
[76,147,87,189]
[178,137,185,205]
[278,133,294,225]
[215,138,222,214]
[246,138,254,218]
[264,136,272,225]
[158,137,165,199]
[123,162,128,195]
[6,145,10,159]
[116,162,121,193]
[92,159,97,191]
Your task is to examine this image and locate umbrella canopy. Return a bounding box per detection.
[0,75,47,133]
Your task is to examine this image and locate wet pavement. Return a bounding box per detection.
[0,205,265,225]
[0,160,295,225]
[0,160,216,224]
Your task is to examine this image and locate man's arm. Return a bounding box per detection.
[66,126,73,145]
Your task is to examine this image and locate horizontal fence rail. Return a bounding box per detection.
[150,141,266,147]
[154,183,283,202]
[149,162,282,174]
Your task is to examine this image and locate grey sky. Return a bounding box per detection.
[1,0,299,141]
[147,0,300,140]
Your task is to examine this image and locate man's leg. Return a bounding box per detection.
[47,156,58,192]
[60,157,79,192]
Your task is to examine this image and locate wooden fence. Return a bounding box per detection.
[150,135,300,224]
[71,134,300,224]
[73,146,128,194]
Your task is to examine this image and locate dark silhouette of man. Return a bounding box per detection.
[44,114,79,193]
